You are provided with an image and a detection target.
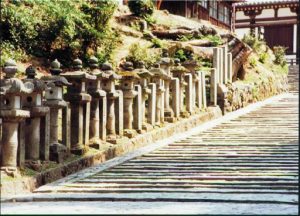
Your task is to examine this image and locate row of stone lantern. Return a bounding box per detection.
[0,49,225,177]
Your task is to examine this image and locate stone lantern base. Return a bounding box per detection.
[123,129,138,138]
[142,123,153,132]
[106,135,129,145]
[0,167,20,178]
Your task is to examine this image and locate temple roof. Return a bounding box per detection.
[235,0,299,8]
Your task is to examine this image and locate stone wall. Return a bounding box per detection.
[217,74,288,114]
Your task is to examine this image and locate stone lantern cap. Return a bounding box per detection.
[100,62,121,80]
[118,61,140,80]
[149,63,170,80]
[41,59,71,86]
[0,78,34,96]
[88,56,110,79]
[61,58,96,81]
[158,49,172,66]
[25,65,46,92]
[3,59,17,79]
[134,61,153,78]
[171,59,189,74]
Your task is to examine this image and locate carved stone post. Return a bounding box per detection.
[134,61,154,131]
[171,77,180,118]
[150,64,168,125]
[0,59,33,177]
[195,72,203,110]
[147,83,156,126]
[171,59,189,118]
[222,45,228,84]
[213,47,220,84]
[200,71,207,108]
[100,63,125,144]
[87,56,109,149]
[210,68,218,106]
[119,62,140,138]
[42,59,71,163]
[158,49,174,121]
[61,58,96,155]
[22,66,50,170]
[227,52,233,83]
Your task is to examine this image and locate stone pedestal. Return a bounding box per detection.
[227,53,233,83]
[22,66,50,170]
[42,59,71,162]
[185,73,193,114]
[213,47,220,84]
[222,46,228,84]
[171,59,190,118]
[87,56,109,149]
[200,71,207,108]
[0,59,33,176]
[62,59,95,155]
[171,78,180,119]
[147,83,156,126]
[195,73,203,110]
[210,68,218,106]
[100,62,125,144]
[150,64,169,125]
[134,85,143,133]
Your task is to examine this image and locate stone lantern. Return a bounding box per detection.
[149,63,169,125]
[158,49,176,122]
[100,62,125,144]
[134,61,155,131]
[22,65,50,169]
[171,59,190,118]
[42,59,71,163]
[0,59,33,177]
[119,62,141,138]
[182,57,199,114]
[61,58,96,155]
[87,56,109,149]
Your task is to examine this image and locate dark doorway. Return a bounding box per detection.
[264,25,294,54]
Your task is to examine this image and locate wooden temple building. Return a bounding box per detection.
[234,0,299,61]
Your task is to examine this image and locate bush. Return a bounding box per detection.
[249,56,257,67]
[0,0,117,66]
[128,0,154,17]
[0,42,28,66]
[273,46,287,66]
[126,42,160,67]
[258,52,269,64]
[173,49,193,62]
[151,38,166,48]
[205,35,222,46]
[242,33,266,53]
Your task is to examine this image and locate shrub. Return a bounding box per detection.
[258,52,269,64]
[249,56,257,67]
[126,42,160,67]
[128,0,154,17]
[242,33,266,53]
[173,49,193,62]
[273,46,287,66]
[144,14,157,25]
[151,38,166,48]
[205,35,222,46]
[0,0,117,66]
[0,42,28,66]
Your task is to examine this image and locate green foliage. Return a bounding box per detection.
[151,37,166,48]
[205,35,222,46]
[174,49,193,62]
[249,56,257,67]
[144,14,157,25]
[273,46,287,66]
[126,42,161,67]
[178,34,195,42]
[242,33,266,53]
[0,42,28,66]
[0,0,118,65]
[128,0,154,17]
[258,52,269,64]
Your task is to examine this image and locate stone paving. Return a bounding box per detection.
[1,66,298,214]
